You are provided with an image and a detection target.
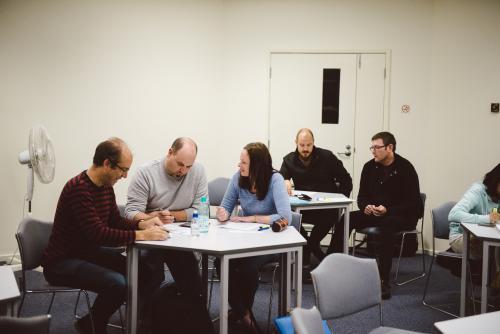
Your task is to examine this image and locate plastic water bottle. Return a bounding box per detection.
[199,196,210,234]
[191,211,200,237]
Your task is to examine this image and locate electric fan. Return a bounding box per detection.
[18,125,56,213]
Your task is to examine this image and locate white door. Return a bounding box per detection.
[268,52,387,202]
[269,53,357,176]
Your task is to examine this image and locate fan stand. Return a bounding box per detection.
[25,165,34,213]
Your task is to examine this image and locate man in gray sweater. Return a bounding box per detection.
[125,137,210,322]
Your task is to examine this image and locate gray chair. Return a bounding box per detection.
[353,193,427,286]
[208,177,231,208]
[422,201,478,317]
[311,253,424,333]
[15,218,95,332]
[291,306,328,334]
[0,314,51,334]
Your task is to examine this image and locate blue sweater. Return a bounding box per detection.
[221,172,292,224]
[449,182,498,238]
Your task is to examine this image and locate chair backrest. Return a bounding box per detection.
[0,314,51,334]
[118,204,126,218]
[16,218,53,271]
[207,177,230,206]
[290,212,302,232]
[310,253,381,320]
[432,201,457,240]
[291,306,324,334]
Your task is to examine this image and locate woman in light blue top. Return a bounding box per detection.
[448,163,500,285]
[216,142,292,333]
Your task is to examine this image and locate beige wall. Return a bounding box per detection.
[0,0,499,256]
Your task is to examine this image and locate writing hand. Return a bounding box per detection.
[216,207,229,222]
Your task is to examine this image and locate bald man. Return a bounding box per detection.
[280,129,352,264]
[125,137,211,322]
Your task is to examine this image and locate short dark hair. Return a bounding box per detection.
[295,128,315,142]
[239,142,275,200]
[372,131,397,152]
[483,163,500,199]
[93,137,125,167]
[170,137,198,154]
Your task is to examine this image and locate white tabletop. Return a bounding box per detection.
[461,223,500,242]
[290,190,353,207]
[435,310,500,333]
[136,220,307,254]
[0,266,20,303]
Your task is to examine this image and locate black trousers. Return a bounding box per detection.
[330,211,417,282]
[300,209,339,262]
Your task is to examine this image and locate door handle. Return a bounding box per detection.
[337,144,352,157]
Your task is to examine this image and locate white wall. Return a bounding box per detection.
[0,0,499,256]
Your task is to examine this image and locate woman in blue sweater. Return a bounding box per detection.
[216,142,292,333]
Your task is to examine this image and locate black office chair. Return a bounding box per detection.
[15,218,95,333]
[352,193,427,286]
[0,314,51,334]
[422,201,478,317]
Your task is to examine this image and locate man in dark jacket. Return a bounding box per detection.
[330,131,423,299]
[280,128,352,263]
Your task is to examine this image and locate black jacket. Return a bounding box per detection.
[357,154,423,219]
[279,146,352,197]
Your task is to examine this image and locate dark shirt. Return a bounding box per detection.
[279,146,353,197]
[357,154,423,219]
[42,171,138,266]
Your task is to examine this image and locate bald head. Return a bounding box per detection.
[166,137,198,178]
[93,137,131,167]
[295,129,315,161]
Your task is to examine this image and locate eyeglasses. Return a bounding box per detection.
[369,145,386,151]
[110,161,130,173]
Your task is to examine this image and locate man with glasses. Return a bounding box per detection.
[125,137,213,331]
[280,128,352,265]
[330,131,423,299]
[42,137,168,334]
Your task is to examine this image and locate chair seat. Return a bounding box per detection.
[359,227,418,236]
[274,315,331,334]
[369,326,425,334]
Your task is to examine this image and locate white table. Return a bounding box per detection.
[290,190,353,253]
[126,221,306,334]
[0,266,20,316]
[460,223,500,316]
[435,310,500,333]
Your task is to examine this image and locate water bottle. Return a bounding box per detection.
[199,196,210,234]
[191,211,200,237]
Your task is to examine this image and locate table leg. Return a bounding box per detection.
[481,242,490,313]
[460,229,469,317]
[296,247,303,308]
[344,205,350,254]
[202,254,208,308]
[126,246,139,334]
[219,255,229,334]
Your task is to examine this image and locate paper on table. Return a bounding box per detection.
[218,222,260,231]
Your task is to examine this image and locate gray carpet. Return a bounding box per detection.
[14,254,473,333]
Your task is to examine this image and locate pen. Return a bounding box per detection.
[258,226,270,231]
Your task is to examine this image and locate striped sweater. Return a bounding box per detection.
[42,171,138,266]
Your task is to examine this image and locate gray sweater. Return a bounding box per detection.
[125,157,208,221]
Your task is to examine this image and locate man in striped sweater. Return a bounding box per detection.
[42,137,168,334]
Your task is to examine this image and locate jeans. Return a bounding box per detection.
[330,211,417,282]
[215,254,275,317]
[43,247,162,329]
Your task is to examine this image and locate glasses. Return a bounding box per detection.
[110,161,130,173]
[369,145,386,151]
